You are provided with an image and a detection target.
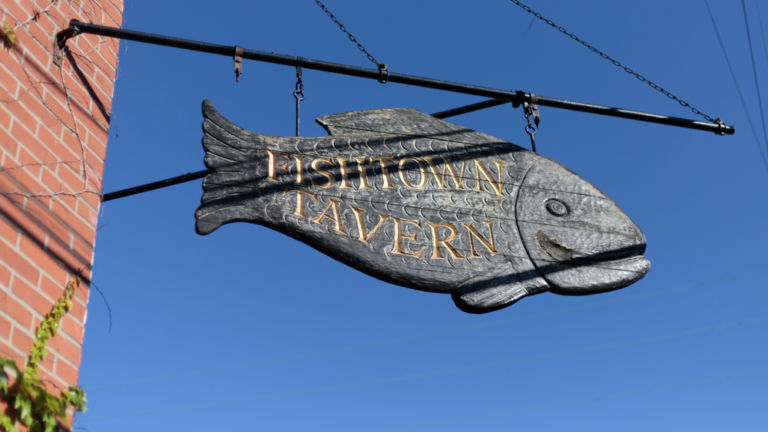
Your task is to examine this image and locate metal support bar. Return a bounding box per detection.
[60,20,734,135]
[101,169,209,202]
[100,101,509,201]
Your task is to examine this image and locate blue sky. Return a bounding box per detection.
[76,1,767,430]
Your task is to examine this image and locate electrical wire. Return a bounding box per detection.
[704,0,768,171]
[78,314,768,422]
[741,0,768,163]
[370,367,768,431]
[83,268,768,392]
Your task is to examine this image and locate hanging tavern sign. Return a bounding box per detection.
[195,100,650,313]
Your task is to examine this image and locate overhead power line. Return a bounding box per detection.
[704,0,768,172]
[741,0,768,166]
[508,0,722,124]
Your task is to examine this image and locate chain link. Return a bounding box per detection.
[314,0,383,68]
[509,0,718,123]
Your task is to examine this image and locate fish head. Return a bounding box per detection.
[515,156,650,295]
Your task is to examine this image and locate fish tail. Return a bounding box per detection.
[196,99,268,235]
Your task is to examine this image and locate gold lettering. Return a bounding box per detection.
[354,157,371,189]
[462,220,498,258]
[310,157,335,188]
[424,156,465,190]
[267,150,291,182]
[398,157,428,189]
[391,217,426,259]
[350,206,389,244]
[427,222,463,260]
[283,189,317,218]
[473,159,505,196]
[311,198,346,233]
[370,156,395,189]
[293,155,306,185]
[336,157,364,189]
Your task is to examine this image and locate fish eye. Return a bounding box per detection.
[545,199,570,217]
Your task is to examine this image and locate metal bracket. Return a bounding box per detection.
[234,45,243,82]
[53,24,80,66]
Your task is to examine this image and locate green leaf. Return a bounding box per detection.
[14,393,32,426]
[0,369,7,393]
[2,24,17,45]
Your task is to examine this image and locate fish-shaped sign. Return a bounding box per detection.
[196,100,650,313]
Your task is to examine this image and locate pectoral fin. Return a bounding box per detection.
[451,265,549,313]
[452,283,530,314]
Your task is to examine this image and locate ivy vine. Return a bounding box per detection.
[0,23,18,48]
[0,277,87,432]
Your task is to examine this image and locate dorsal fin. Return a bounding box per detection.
[316,108,500,145]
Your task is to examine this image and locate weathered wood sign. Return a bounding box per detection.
[195,100,650,313]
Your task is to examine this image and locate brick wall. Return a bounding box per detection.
[0,0,123,414]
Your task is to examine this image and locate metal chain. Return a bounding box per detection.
[313,0,384,68]
[509,0,719,123]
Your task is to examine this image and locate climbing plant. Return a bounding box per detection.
[0,277,87,432]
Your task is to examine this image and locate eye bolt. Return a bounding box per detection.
[545,199,569,217]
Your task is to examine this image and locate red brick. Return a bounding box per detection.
[52,163,79,195]
[11,326,34,354]
[12,276,52,316]
[76,110,108,136]
[0,105,12,130]
[9,100,38,134]
[48,334,80,367]
[50,199,94,243]
[0,314,12,339]
[71,235,93,262]
[40,166,62,194]
[16,33,50,71]
[1,1,29,26]
[0,262,11,288]
[37,234,88,281]
[39,274,64,302]
[60,130,85,163]
[55,356,79,385]
[21,197,73,247]
[60,315,83,342]
[0,125,20,159]
[0,242,40,285]
[27,15,55,44]
[41,91,75,131]
[0,195,47,251]
[36,12,58,36]
[0,340,24,367]
[0,64,21,97]
[40,351,55,375]
[75,197,98,224]
[21,93,63,137]
[0,215,20,246]
[68,297,86,324]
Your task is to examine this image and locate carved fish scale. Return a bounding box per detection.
[196,100,649,313]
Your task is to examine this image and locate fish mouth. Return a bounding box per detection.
[533,230,650,295]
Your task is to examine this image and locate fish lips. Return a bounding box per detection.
[516,157,650,295]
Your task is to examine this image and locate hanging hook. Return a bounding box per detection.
[293,66,305,137]
[523,93,540,153]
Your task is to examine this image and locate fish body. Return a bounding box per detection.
[196,100,649,313]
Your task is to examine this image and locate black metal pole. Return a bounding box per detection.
[100,101,513,202]
[64,20,734,135]
[101,169,209,202]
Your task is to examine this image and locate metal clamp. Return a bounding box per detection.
[377,63,389,84]
[234,45,243,82]
[53,25,81,66]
